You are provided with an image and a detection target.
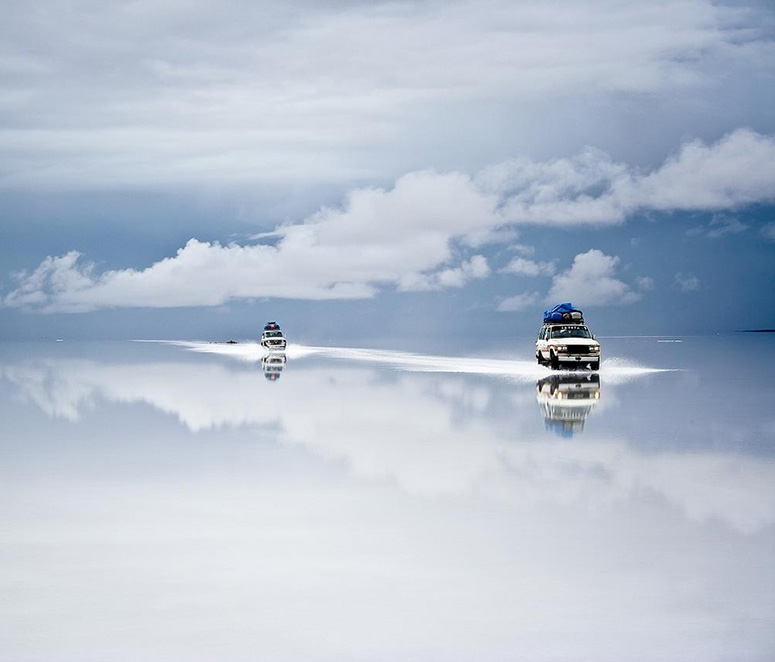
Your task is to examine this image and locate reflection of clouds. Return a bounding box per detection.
[2,359,282,432]
[2,352,773,534]
[495,442,774,535]
[3,361,96,422]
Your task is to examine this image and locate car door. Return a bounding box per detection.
[536,326,547,358]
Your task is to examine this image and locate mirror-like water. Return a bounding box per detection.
[1,336,773,661]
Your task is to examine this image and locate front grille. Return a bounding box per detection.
[566,346,590,354]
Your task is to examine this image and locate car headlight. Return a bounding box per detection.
[555,345,568,352]
[591,346,600,353]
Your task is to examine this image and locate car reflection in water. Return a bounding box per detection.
[262,353,287,381]
[536,373,601,438]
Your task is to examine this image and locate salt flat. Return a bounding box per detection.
[0,335,773,662]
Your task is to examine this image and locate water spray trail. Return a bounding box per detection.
[166,341,673,384]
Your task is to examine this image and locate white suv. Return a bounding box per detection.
[536,324,601,370]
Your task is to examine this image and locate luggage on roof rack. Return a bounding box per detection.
[543,302,584,324]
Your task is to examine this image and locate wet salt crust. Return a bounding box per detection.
[0,335,773,662]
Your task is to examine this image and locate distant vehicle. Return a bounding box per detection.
[536,304,600,370]
[260,321,287,351]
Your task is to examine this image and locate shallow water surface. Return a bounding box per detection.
[1,336,773,661]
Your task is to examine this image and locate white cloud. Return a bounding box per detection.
[675,272,701,292]
[511,244,536,257]
[635,277,656,292]
[623,130,775,211]
[501,257,555,277]
[398,255,490,292]
[0,1,773,190]
[3,171,499,311]
[477,147,630,225]
[3,130,774,312]
[761,222,775,242]
[546,250,640,307]
[485,129,775,226]
[4,252,97,310]
[497,292,540,312]
[687,214,748,238]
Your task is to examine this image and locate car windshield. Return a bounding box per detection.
[264,330,283,338]
[549,326,591,339]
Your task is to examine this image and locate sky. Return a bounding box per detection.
[1,0,774,343]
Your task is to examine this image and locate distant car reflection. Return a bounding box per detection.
[536,373,601,438]
[262,353,287,381]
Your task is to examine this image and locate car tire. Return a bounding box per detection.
[550,352,559,370]
[590,361,600,371]
[536,352,543,364]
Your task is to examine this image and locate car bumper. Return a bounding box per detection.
[556,354,599,363]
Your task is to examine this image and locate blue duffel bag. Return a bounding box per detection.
[543,302,584,323]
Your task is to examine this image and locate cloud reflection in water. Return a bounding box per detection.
[1,340,774,661]
[2,343,772,533]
